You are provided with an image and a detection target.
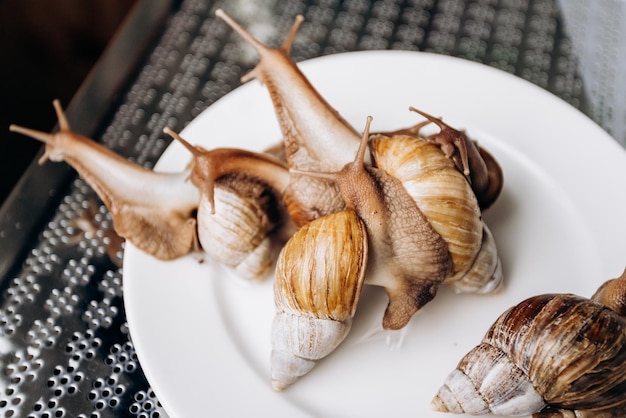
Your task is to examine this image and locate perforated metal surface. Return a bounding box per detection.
[0,0,607,416]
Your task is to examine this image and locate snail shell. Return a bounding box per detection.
[370,133,502,293]
[432,269,626,416]
[271,209,368,391]
[164,129,294,280]
[534,404,626,418]
[450,224,503,294]
[197,179,278,280]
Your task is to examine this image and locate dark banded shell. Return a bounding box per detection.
[432,291,626,415]
[487,294,626,410]
[533,402,626,418]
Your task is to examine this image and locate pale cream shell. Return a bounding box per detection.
[447,224,503,294]
[370,134,501,292]
[196,186,274,280]
[271,209,368,390]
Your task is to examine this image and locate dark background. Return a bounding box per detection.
[0,0,138,207]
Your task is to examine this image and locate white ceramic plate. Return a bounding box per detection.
[123,51,626,418]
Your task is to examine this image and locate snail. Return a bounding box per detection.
[292,116,502,331]
[10,101,294,279]
[271,209,368,391]
[369,127,502,294]
[215,9,362,225]
[432,268,626,417]
[9,100,200,261]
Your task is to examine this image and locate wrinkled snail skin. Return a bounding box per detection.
[216,9,363,225]
[164,128,295,280]
[432,270,626,417]
[294,117,454,331]
[369,133,503,294]
[271,209,368,390]
[9,100,200,261]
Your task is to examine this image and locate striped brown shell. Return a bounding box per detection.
[370,134,502,294]
[270,209,368,391]
[432,279,626,416]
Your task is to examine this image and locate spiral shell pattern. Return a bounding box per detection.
[448,224,503,294]
[432,293,626,415]
[370,134,500,291]
[271,209,368,391]
[197,185,276,280]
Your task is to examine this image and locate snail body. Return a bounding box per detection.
[10,101,200,260]
[432,269,626,417]
[216,9,362,225]
[271,209,368,390]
